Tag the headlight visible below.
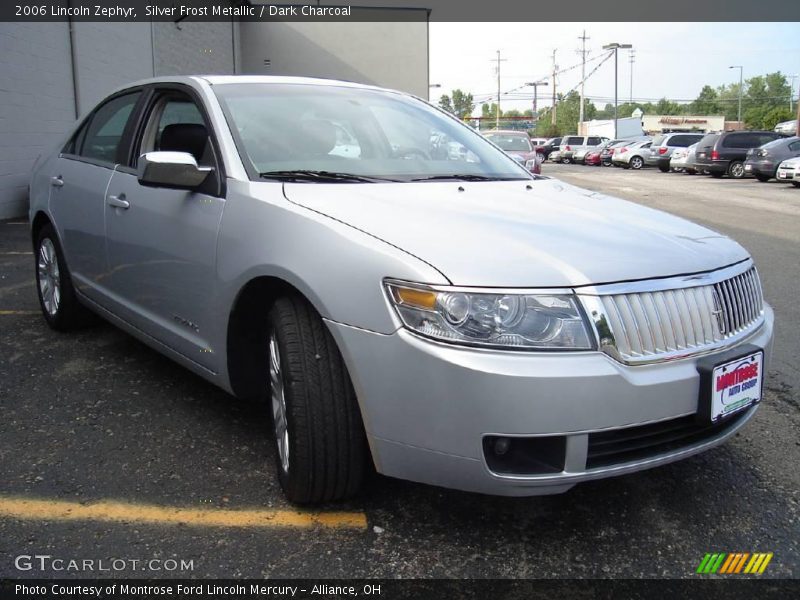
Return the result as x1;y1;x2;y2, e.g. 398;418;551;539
385;281;594;350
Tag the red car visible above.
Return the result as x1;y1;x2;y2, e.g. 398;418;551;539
584;150;602;166
483;130;542;174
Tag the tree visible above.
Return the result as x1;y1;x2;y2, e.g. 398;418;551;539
690;85;720;114
438;94;453;114
450;89;475;119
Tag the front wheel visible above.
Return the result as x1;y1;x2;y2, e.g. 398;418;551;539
754;173;771;183
710;171;724;178
658;164;670;173
267;296;366;504
34;223;91;331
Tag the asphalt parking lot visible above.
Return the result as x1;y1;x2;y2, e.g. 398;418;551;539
1;165;798;580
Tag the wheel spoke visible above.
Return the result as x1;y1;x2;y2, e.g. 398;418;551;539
268;332;290;473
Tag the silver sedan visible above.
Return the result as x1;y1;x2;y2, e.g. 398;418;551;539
29;76;773;503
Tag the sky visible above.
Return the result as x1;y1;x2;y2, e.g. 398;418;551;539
428;22;800;115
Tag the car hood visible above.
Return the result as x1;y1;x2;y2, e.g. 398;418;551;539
283;179;750;287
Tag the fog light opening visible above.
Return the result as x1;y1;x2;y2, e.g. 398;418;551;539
493;437;511;456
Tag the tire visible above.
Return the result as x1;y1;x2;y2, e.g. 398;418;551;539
562;158;571;164
658;164;670;173
686;168;697;175
630;156;644;170
34;223;91;331
267;295;366;504
793;182;800;188
728;161;745;179
754;173;771;183
710;171;724;178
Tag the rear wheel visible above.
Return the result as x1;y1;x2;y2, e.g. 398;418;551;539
658;164;670;173
267;296;366;504
34;223;91;331
728;161;745;179
754;173;771;183
793;182;800;188
630;156;644;170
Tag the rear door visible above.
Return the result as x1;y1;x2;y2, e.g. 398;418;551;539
49;90;143;302
695;133;719;164
102;86;226;370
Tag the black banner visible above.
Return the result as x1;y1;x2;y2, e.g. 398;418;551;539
3;0;800;22
2;579;800;600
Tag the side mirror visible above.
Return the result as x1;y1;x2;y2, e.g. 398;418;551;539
137;151;212;189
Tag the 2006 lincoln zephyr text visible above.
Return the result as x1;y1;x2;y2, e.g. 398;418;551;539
29;76;774;503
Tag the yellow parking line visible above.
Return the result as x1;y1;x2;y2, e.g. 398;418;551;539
0;496;366;530
0;310;39;315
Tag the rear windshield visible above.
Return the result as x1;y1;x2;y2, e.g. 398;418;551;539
564;136;584;145
652;135;666;147
484;133;532;152
698;133;720;148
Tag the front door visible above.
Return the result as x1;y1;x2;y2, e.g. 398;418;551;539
49;91;142;302
103;90;225;371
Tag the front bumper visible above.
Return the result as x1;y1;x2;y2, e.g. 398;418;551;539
326;305;774;496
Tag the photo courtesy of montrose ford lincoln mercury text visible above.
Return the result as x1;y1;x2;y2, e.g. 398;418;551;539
28;76;774;504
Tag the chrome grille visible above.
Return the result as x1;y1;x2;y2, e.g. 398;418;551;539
580;265;764;364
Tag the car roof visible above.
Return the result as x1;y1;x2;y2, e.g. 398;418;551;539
483;130;528;135
107;74;396;99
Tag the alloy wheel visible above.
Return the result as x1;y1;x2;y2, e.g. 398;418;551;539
37;238;61;317
269;332;290;473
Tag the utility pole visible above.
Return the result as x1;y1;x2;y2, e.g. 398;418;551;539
603;42;632;139
729;65;743;124
790;74;798;113
526;81;549;122
629;48;636;104
551;49;558;126
578;30;589;133
492;50;507;130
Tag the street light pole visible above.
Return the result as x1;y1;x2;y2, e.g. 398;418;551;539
790;74;799;113
729;65;743;124
603;42;632;139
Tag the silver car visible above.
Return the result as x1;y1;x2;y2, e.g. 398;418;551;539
29;76;774;503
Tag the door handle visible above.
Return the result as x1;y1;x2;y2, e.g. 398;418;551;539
107;194;130;209
50;176;64;188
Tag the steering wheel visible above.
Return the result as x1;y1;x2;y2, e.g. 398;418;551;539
395;147;430;160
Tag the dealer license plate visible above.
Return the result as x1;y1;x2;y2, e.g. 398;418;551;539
778;171;789;179
745;164;752;171
711;351;763;421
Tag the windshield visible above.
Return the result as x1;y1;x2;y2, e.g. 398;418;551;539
214;83;529;182
483;133;532;152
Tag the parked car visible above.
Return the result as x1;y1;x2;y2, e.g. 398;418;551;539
558;135;608;163
743;136;800;182
774;120;798;135
584;149;602;166
600;140;631;166
612;140;652;169
539;137;562;161
776;156;800;187
670;142;702;174
483;129;542;174
647;132;705;172
30;75;773;503
529;137;549;147
694;130;787;179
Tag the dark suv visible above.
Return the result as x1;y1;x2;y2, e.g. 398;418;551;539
694;130;787;178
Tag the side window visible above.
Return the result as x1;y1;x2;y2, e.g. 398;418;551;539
587;137;602;146
722;133;746;148
788;140;800;152
670;135;691;147
80;93;141;163
140;95;213;167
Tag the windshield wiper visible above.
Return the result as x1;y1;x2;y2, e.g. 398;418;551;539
259;170;396;183
408;174;526;182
